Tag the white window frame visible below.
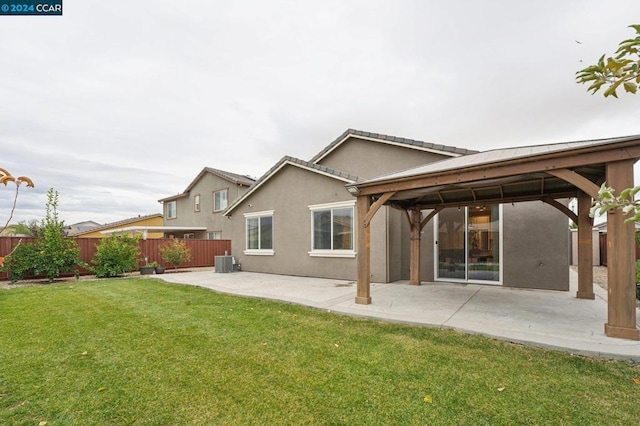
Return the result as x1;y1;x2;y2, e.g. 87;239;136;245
194;194;201;212
183;233;195;239
213;189;228;212
166;200;177;219
244;210;274;255
308;200;356;258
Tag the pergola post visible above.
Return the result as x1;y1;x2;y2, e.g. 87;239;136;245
355;195;372;304
576;190;594;299
409;207;422;285
604;159;639;340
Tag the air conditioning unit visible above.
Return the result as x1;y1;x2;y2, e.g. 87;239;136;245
215;255;233;273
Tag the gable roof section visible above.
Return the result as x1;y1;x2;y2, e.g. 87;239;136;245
68;213;164;237
188;167;255;189
224;156;363;216
310;128;478;164
159;167;255;203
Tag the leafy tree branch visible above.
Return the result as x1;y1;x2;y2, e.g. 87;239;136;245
576;24;640;98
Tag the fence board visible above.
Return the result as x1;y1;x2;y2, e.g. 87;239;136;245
0;237;231;281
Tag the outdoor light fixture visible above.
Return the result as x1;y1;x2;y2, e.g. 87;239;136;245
346;185;361;195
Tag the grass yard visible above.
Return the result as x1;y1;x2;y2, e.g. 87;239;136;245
1;278;639;425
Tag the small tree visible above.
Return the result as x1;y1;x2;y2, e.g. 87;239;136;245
91;235;142;278
30;189;84;281
159;239;192;271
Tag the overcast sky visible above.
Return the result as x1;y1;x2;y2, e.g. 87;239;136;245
1;0;640;226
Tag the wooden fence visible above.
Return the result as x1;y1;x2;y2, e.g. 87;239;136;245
0;237;232;280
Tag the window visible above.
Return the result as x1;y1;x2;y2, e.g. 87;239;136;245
183;233;195;239
244;210;274;255
309;201;355;257
213;189;228;212
166;201;177;219
194;194;201;212
207;231;222;240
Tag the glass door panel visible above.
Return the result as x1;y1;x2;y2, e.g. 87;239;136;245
436;205;501;283
468;205;500;282
437;208;466;279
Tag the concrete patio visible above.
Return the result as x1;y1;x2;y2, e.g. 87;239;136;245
155;268;640;362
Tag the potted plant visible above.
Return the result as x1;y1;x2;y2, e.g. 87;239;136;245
140;261;157;275
154;264;165;274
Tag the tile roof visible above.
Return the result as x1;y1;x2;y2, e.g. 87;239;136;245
201;167;255;187
310;128;478;163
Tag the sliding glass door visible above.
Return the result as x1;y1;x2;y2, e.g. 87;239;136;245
436;205;500;283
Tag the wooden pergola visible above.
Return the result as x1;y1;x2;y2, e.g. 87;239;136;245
346;136;640;340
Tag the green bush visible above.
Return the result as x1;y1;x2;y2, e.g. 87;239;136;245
30;189;84;281
159;239;191;270
1;189;84;283
0;242;38;283
91;235;141;278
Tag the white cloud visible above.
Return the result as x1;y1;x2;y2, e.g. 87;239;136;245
1;0;639;225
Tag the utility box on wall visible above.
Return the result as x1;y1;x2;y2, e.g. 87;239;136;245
215;255;233;273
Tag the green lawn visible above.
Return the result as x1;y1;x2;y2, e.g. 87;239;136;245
1;278;639;425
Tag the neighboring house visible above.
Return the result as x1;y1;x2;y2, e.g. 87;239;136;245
68;214;164;238
223;129;570;291
64;220;102;236
158;167;255;240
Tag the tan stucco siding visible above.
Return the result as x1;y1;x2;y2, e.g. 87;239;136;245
502;201;569;290
165;173;249;239
227;165;390;281
316;137;451;179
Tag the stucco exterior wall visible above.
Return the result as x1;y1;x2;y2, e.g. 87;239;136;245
502;201;569;290
164;173;249;239
227;165;375;280
316;137;452;179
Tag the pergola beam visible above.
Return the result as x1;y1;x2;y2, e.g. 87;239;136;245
356;145;640;196
546;169;600;198
356;195;372;305
364;192;396;227
604;160;639;340
577;191;594;299
541;197;578;225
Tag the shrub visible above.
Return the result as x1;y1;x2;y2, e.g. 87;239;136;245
0;242;38;283
91;235;142;278
159;239;192;270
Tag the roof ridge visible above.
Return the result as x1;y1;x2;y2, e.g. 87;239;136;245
69;213;163;236
309;128;477;163
203;167;255;185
